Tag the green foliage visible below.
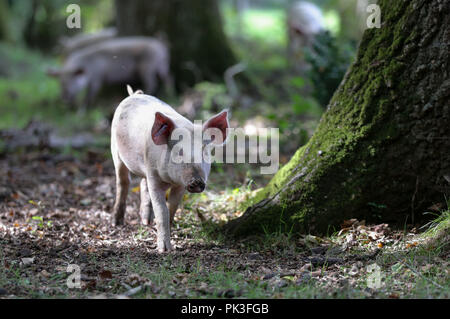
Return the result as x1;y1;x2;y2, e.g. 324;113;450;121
305;31;355;107
78;0;115;32
193;82;232;112
222;4;287;47
5;0;114;50
31;216;53;229
290;76;321;116
0;43;59;128
421;200;450;240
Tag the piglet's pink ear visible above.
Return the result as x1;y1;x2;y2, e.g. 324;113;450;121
203;110;229;144
152;112;175;145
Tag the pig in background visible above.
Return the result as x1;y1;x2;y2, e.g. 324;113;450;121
287;1;325;72
58;27;117;59
47;37;171;109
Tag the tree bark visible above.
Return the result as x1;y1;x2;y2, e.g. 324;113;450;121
114;0;236;89
225;0;450;236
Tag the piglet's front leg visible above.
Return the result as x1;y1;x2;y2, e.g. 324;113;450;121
146;177;172;253
168;185;185;227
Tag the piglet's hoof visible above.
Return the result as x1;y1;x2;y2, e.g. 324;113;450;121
140;211;154;226
157;238;173;253
111;215;124;227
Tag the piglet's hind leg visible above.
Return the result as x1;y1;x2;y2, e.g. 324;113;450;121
139;178;154;225
112;160;130;226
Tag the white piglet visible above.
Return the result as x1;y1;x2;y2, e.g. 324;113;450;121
111;87;229;252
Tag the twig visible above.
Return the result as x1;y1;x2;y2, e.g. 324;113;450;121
411;176;419;225
224;62;246;98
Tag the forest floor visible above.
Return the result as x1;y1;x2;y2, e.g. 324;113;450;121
0;147;449;299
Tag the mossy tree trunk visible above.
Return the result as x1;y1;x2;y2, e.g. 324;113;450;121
226;0;450;236
115;0;236;90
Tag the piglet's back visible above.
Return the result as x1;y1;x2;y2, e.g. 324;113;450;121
114;94;180;127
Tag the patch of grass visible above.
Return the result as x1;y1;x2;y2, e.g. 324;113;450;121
222;5;287;47
421;204;450;242
324;208;450;298
179;194;441;298
97;254;371;299
373;242;449;298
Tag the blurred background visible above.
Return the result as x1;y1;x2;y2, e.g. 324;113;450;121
0;0;375;190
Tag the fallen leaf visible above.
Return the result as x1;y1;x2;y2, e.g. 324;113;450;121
338;227;351;236
123;285;142;297
196;209;206;222
40;269;51;278
348;264;359;276
98;270;113;280
282;275;296;282
80;198;92;206
21;257;35;265
82;279;97;290
131;186;140;193
341;219;358;228
300;263;312;272
95;162;103;175
406;242;418;248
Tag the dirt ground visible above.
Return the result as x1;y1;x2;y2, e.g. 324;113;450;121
0;149;448;298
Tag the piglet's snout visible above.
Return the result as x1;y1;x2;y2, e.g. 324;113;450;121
186;178;206;193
